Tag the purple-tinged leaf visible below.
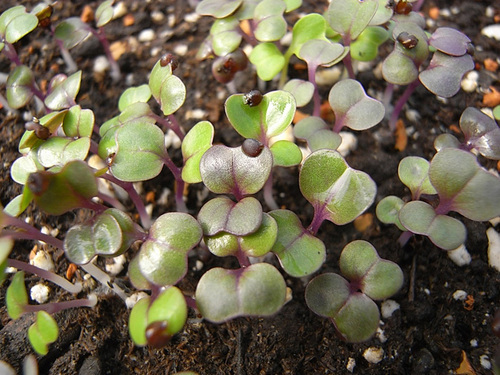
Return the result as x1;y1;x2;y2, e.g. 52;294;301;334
460;107;500;160
429;27;471;57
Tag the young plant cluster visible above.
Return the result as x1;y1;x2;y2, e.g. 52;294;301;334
0;0;498;363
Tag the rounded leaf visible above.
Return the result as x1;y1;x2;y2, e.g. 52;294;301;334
329;79;385;131
269;209;326;277
282;79;314;107
270;140;302;167
253;0;287;42
200;145;273;196
6;271;27;320
118;85;152;112
196;0;243;18
147;286;187;337
0;6;38;44
326;0;378;40
333;293;380;343
211;16;241;56
198;196;263;236
305;273;350;318
398;156;437;197
362;260;404;300
129;296;150;346
149;60;186;116
375;195;405;231
6;65;34;109
460;107;500;160
225;90;296;140
44;71;82;110
64;224;95;264
181;121;214;183
429;27;471;57
300;150;376;225
195;263;286;322
339;240;378;281
249;43;285;81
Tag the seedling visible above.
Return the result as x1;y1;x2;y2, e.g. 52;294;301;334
377;148;500;249
305;240;403;342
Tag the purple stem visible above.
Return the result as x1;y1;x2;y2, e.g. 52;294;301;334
152;114;185;142
263;173;279;210
308;63;321;118
413;0;425;12
235;250;251;268
90;27;121;82
97;192;126;211
388;80;421;131
7;259;82;294
1;216;64;250
184;294;197;310
162;155;188;213
2;42;22;66
80;262;128;301
307;206;327;235
99;174;152;229
341;36;355;79
23;294;97;315
397;231;414;247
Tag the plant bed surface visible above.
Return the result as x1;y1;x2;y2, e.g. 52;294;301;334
0;0;499;374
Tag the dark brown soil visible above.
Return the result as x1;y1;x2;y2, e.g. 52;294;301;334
1;0;499;374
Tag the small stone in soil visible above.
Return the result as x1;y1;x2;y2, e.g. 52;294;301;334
363;347;384;364
381;299;400;318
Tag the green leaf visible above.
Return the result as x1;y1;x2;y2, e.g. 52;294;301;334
147;287;187;337
0;238;13;286
27;160;98;215
325;0;378;40
398;201;466;250
11;153;42;185
299;39;346;67
118;85;152;112
129;296;150;346
375;195;405;231
195;263;286;323
249;43;285;81
333;293;379;343
196;0;243;18
44;71;82;110
182;121;214;183
6;65;34;109
293;116;342;151
429;148;500;221
37;137;90;168
64;224;95;264
95;0;114;27
0;6;38;44
54;17;91;49
200;145;273;196
282;79;314;107
305;273;350;318
286;13;327;60
269;209;326;277
270;140;302;167
350;26;389;62
109;121;166;182
419;52;474;98
459;107;500;160
6;271;27;319
253;0;287;42
62;105;94;138
329;79;384;131
398;156;437;198
210;16;241;56
198;196;262;236
138;213;202;286
149;60;186;116
225;90;296;140
19;110;68;154
28;311;59;355
300;150;376;225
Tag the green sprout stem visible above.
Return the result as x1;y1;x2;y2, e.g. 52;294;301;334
7;259;82;294
80;262;129;301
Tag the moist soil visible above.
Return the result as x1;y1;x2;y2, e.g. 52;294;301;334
0;0;499;374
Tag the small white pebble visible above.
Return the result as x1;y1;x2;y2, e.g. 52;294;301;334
173;44;188;56
184;12;200;23
30;250;55;272
447;244;472;266
138;29;156;43
381;299;400;319
346;358;356;373
440;8;451;17
30;283;50;304
150;46;162;57
280;31;293;47
450;6;460;15
453;290;468;301
184;109;208;121
405;109;420;123
93;55;110;74
486;227;500;272
485;6;495;18
125;291;149;309
195;260;203;271
489;217;500;226
105;254;126;276
165;129;182;149
337;132;358;157
363;347;384;364
470;339;478;347
167;14;176;28
315;66;342;86
145;203;153;217
112;2;128;19
158;188;171;206
424;288;431;295
482;24;500;41
151;10;165;23
480;355;491;370
376;327;387;343
461;71;479;93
